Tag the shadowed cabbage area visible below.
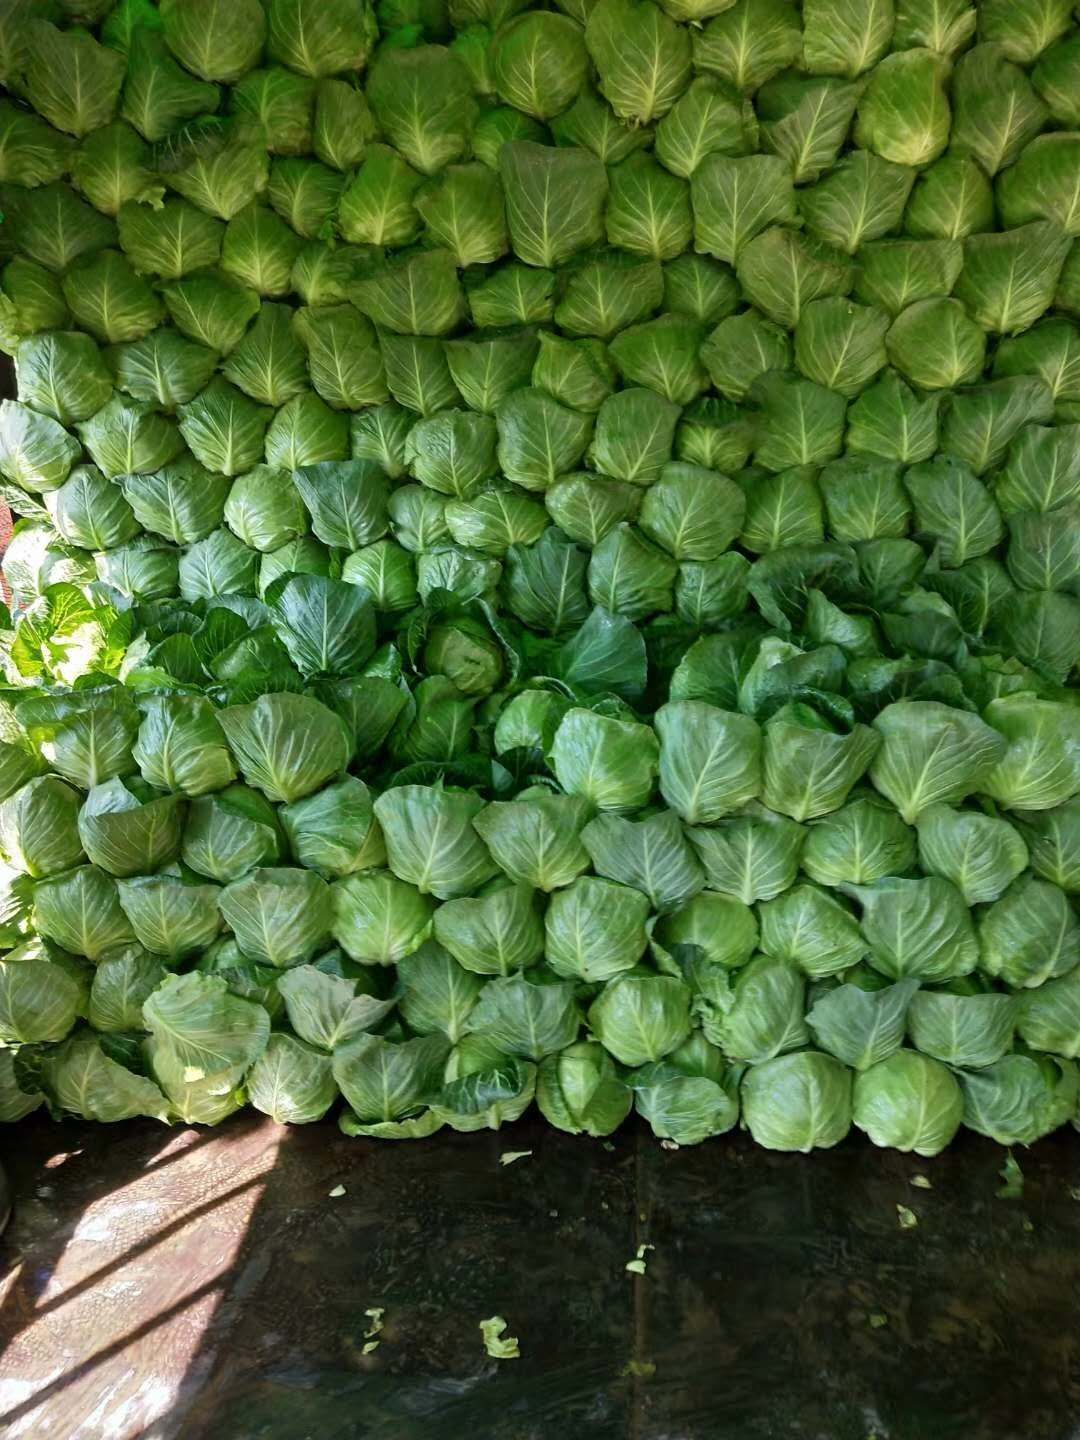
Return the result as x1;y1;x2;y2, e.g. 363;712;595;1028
0;0;1078;1158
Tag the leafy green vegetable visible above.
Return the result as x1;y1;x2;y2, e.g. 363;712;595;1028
0;0;1077;1158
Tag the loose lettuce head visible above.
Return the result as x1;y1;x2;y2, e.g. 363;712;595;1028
218;694;351;804
853;1051;963;1156
537;1040;632;1137
0;938;89;1045
741;1051;853;1152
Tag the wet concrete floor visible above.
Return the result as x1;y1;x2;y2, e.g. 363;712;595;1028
1;1113;1079;1440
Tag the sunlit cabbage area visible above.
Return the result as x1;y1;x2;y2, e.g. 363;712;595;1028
0;0;1078;1156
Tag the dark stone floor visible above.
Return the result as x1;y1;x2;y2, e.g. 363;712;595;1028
1;1112;1079;1440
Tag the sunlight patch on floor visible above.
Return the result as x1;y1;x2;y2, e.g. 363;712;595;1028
0;1126;283;1440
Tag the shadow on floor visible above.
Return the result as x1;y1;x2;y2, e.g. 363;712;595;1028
2;1113;1080;1440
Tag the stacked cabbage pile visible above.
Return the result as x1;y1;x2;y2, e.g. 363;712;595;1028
0;0;1078;1154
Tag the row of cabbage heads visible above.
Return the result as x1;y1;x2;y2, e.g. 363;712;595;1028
0;666;1078;1155
0;0;1078;1152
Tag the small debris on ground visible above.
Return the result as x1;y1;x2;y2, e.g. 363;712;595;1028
896;1204;918;1229
621;1359;657;1378
480;1316;520;1360
997;1153;1024;1200
499;1150;532;1167
626;1242;655;1275
361;1307;385;1354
